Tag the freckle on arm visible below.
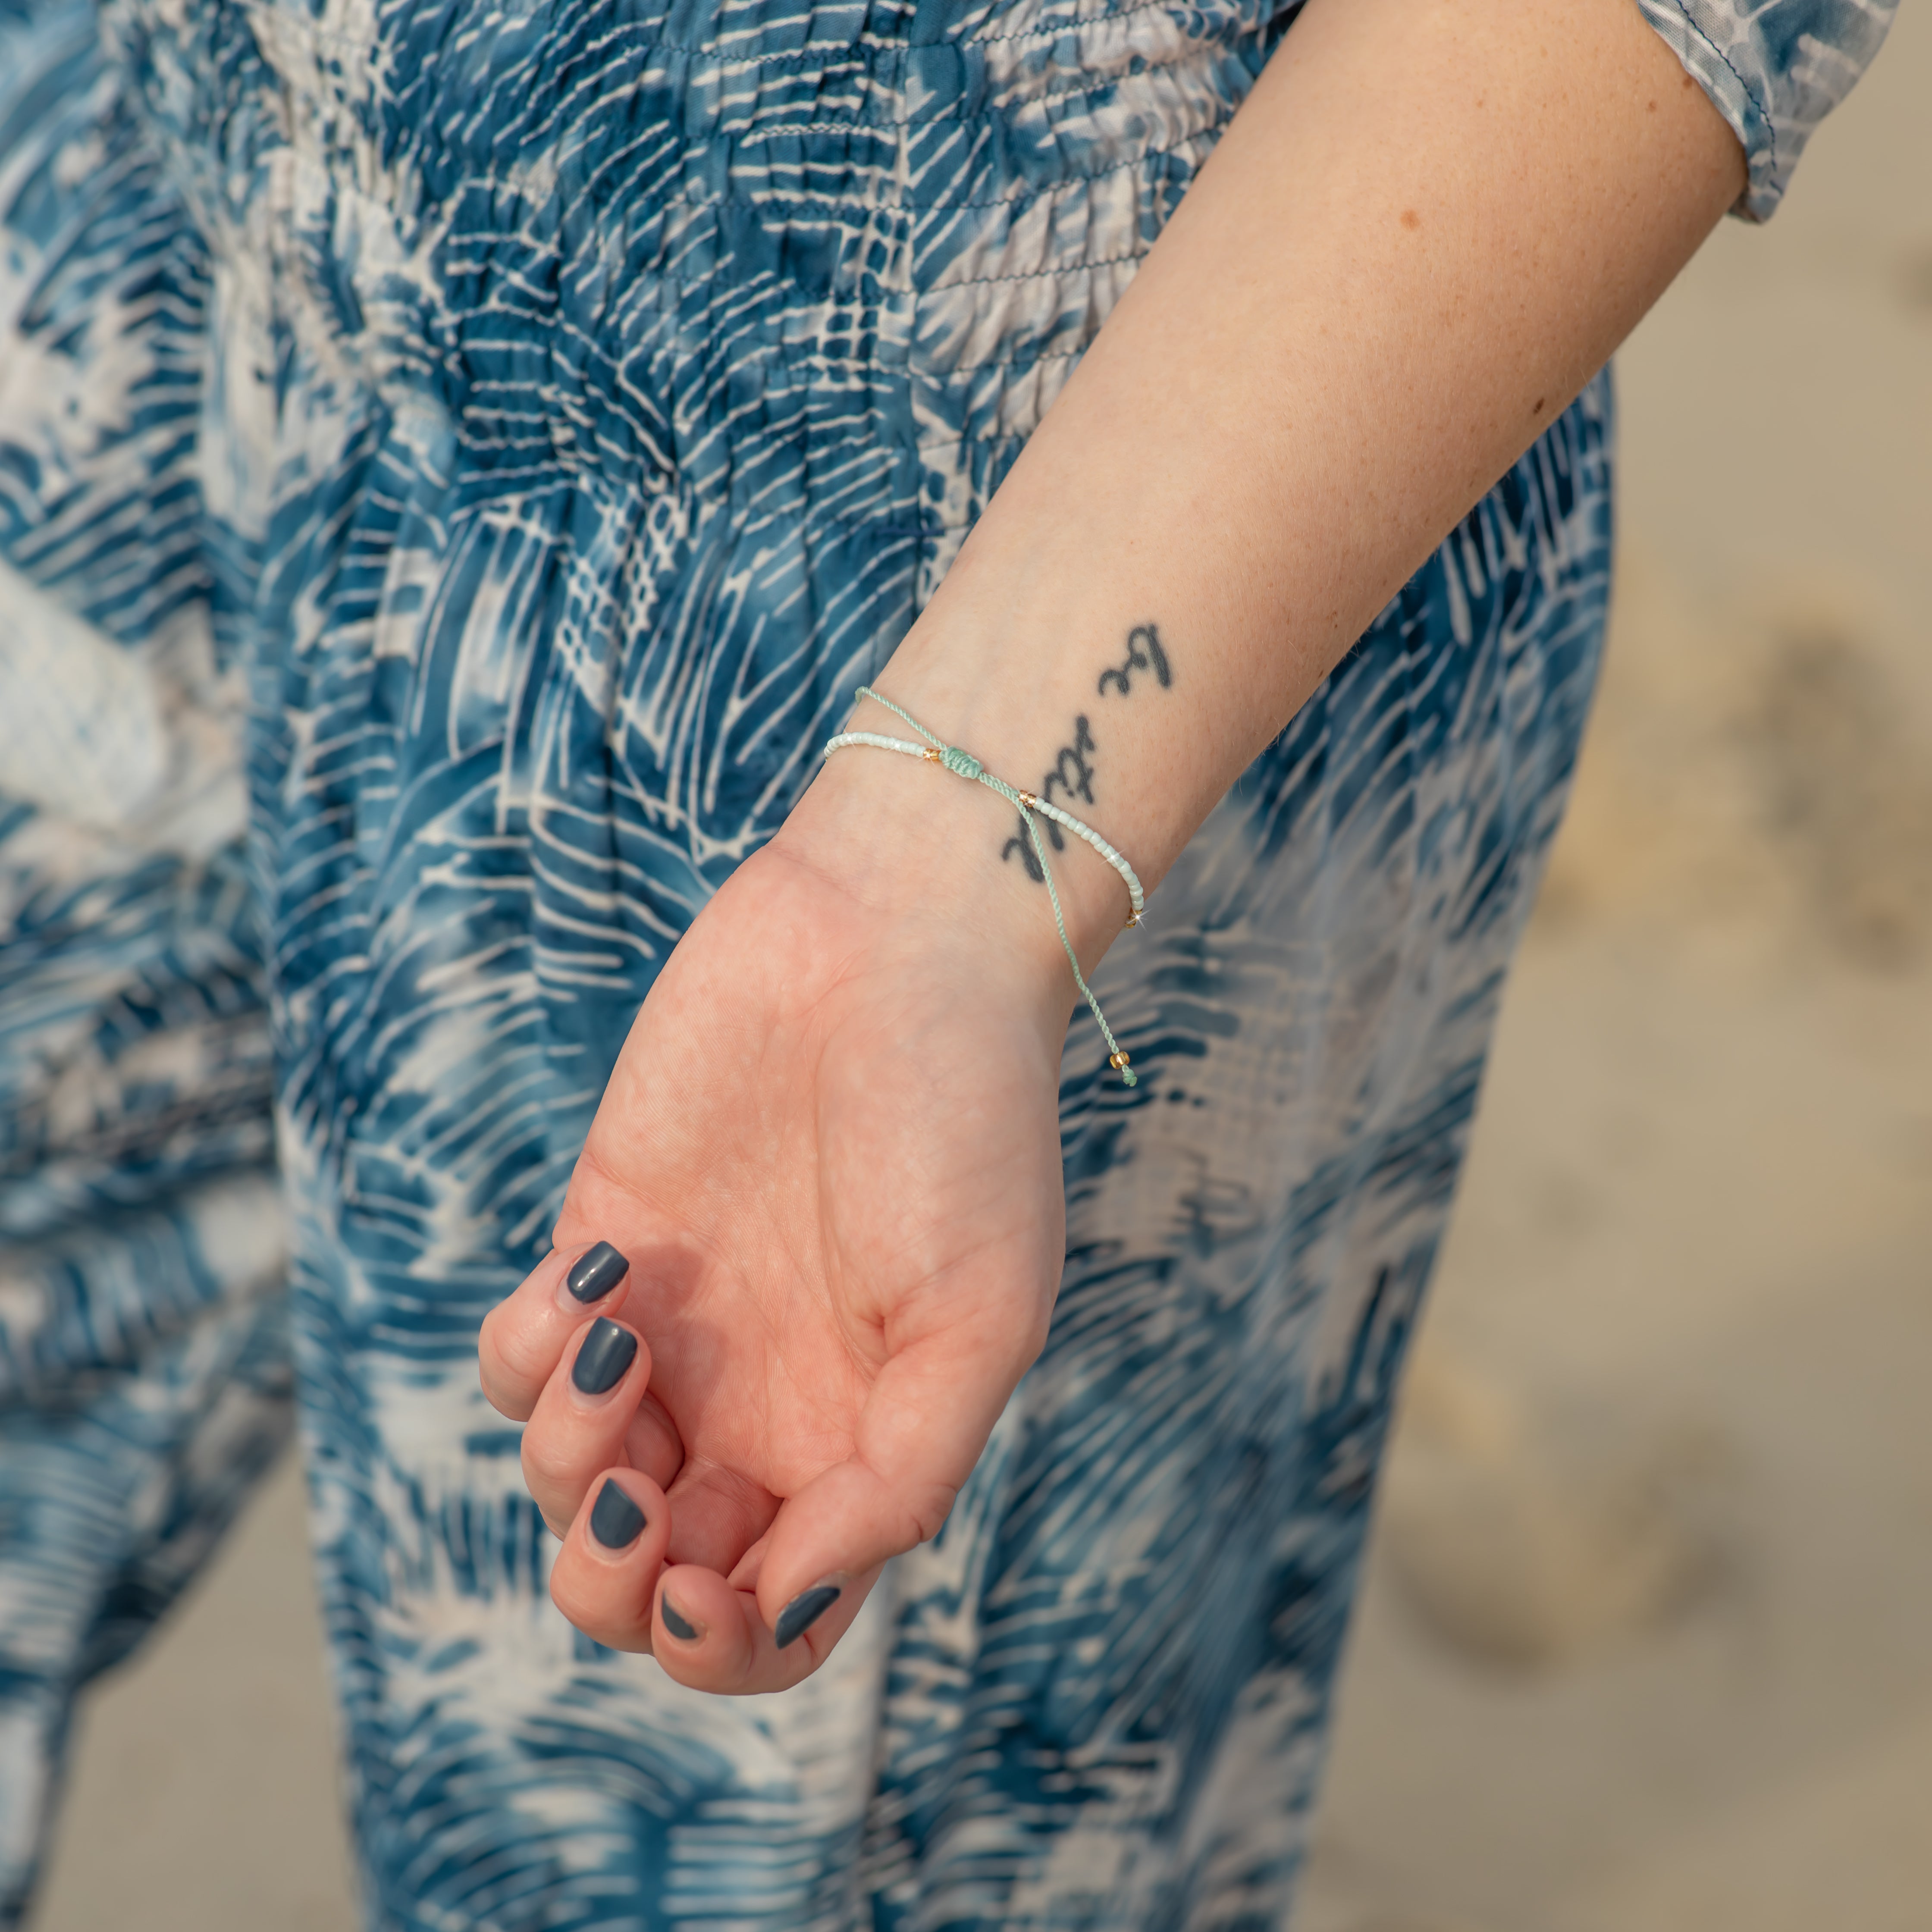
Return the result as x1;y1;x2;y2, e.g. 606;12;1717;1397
1399;208;1421;231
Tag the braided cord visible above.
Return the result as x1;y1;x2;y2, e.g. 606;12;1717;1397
823;686;1143;1086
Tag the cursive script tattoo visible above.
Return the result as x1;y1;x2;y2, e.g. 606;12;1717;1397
1000;713;1095;874
1003;828;1049;880
1096;623;1171;699
1001;622;1174;881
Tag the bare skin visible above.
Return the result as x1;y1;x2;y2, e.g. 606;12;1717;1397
478;0;1746;1692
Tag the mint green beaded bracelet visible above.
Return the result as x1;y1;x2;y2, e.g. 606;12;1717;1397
823;686;1145;1087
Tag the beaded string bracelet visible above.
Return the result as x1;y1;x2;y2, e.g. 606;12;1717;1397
822;686;1145;1086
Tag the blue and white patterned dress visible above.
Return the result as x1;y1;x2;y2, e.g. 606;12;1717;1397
0;0;1893;1923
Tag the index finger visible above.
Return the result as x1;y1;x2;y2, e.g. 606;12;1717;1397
479;1239;637;1421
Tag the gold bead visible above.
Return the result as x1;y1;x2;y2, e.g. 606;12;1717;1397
922;746;943;762
1109;1051;1132;1070
1017;789;1037;809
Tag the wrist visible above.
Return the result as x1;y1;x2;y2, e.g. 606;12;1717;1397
858;581;1211;932
776;710;1132;999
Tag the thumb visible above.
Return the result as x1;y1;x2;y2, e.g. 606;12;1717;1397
755;1321;1032;1647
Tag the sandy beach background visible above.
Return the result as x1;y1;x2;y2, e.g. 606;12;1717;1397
31;12;1931;1929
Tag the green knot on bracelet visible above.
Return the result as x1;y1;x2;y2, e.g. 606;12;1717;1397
822;686;1146;1088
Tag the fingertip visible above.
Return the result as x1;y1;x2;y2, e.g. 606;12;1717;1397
649;1565;757;1690
658;1584;703;1643
481;1237;651;1414
773;1579;844;1649
646;1563;880;1693
520;1320;658;1532
561;1239;631;1307
587;1474;649;1551
547;1468;672;1653
568;1316;649;1399
577;1468;668;1558
655;1566;712;1648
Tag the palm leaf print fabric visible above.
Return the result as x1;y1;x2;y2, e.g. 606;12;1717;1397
0;3;290;1907
0;0;1892;1924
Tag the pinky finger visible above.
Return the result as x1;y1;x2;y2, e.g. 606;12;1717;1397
548;1469;673;1653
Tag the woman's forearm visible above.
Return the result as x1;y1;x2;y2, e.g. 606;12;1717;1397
805;0;1742;963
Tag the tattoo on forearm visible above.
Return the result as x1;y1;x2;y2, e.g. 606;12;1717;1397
1097;623;1171;699
1001;622;1173;881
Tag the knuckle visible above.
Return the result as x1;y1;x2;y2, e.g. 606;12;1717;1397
548;1565;649;1653
477;1356;528;1423
493;1320;555;1392
480;1338;550;1422
903;1480;959;1547
1007;1307;1052;1375
521;1428;586;1498
547;1565;587;1625
546;1566;597;1633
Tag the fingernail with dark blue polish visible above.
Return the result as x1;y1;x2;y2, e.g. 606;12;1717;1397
660;1594;700;1641
588;1478;646;1549
774;1583;841;1649
572;1318;637;1396
566;1240;630;1304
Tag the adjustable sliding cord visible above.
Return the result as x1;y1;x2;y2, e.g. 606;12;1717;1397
823;686;1144;1085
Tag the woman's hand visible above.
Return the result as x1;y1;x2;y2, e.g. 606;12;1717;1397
478;747;1101;1691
